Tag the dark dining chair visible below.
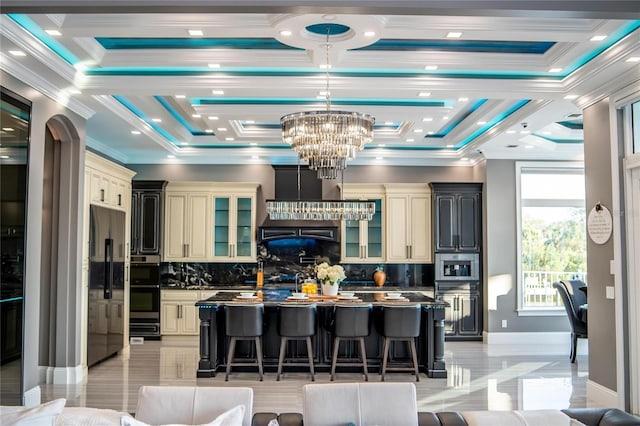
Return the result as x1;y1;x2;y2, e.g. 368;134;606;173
553;280;588;363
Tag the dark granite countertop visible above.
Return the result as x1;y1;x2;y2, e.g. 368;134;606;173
163;284;435;292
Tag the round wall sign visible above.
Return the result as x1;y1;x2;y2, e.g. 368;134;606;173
587;203;613;245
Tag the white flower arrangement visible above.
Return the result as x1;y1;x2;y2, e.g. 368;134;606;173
315;262;346;286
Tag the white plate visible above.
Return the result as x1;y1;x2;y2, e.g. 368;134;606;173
288;296;308;300
236;295;258;300
338;295;358;300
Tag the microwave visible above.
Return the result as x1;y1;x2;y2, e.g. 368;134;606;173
435;253;480;281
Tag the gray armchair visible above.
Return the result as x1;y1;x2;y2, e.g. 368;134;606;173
553;280;588;363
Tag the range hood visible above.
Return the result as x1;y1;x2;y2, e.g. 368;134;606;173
259;166;339;242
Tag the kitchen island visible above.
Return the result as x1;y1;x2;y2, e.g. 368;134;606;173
195;288;447;378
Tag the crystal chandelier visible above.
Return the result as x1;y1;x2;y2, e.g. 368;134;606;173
280;32;374;179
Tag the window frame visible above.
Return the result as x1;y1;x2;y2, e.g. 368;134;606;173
515;161;586;316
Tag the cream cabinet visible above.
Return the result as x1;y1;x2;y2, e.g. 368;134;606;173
160;290;201;336
340;184;385;263
164;191;211;261
164;182;259;262
385;184;432;263
87;153;130;211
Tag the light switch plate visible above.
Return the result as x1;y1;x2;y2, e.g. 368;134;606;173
610;260;615;275
606;286;615;299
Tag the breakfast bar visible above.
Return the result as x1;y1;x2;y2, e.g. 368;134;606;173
196;289;448;379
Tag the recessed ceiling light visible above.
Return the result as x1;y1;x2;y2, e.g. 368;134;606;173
520;130;531;134
424;65;438;71
67;88;82;94
461;157;469;161
413;129;423;133
458;97;469;102
319;64;332;69
542;131;552;135
280;30;292;37
427;131;434;135
9;50;26;57
212;90;224;95
2;127;15;132
208;63;221;68
217;127;227;131
225;137;234;141
181;142;189;146
590;35;607;41
131;130;141;135
422;117;433;122
525;145;534;149
548;67;563;73
45;29;62;36
446;32;462;38
252;155;259;159
167;154;175;158
245;120;255;124
378;144;386;147
319;91;330;96
151;118;162;123
626;57;640;63
564;94;578;100
442;116;449;120
176;94;186;99
188;29;203;37
418;92;431;97
205;129;214;133
384;121;393;125
506;130;516;134
477;121;487;125
208;116;219;120
0;155;10;159
406;138;415;142
250;142;258;146
446;144;454;148
364;31;376;37
192;114;201;118
375;156;384;160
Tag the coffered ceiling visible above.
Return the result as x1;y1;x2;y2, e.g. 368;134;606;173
1;1;639;167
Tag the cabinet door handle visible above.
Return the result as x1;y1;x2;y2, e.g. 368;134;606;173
117;194;122;206
409;246;412;259
118;304;122;318
364;246;367;259
100;188;105;202
178;305;183;319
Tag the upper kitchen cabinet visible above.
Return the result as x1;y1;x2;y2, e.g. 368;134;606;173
164;184;211;262
212;183;258;261
86;151;133;212
163;182;259;262
430;183;483;252
340;184;385;263
131;181;167;255
385;184;432;263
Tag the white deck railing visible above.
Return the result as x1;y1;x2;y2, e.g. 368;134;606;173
523;270;587;307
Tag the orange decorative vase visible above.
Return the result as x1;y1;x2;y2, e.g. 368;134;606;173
373;269;386;287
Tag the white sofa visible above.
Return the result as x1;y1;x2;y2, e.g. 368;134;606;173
1;386;253;426
302;382;419;426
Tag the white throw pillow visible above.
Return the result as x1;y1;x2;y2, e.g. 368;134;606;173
0;398;66;426
121;404;245;426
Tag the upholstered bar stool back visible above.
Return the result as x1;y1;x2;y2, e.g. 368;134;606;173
331;303;372;381
380;303;422;381
224;303;264;381
276;303;317;381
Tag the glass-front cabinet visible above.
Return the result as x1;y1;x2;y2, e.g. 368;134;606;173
212;187;257;261
341;184;385;263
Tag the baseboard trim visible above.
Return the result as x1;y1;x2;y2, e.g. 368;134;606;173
46;365;87;384
23;386;41;406
587;380;619;408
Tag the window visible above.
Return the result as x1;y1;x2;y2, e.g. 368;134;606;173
516;163;586;314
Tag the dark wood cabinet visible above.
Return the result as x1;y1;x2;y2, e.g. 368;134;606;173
437;282;480;339
131;181;166;255
431;183;482;252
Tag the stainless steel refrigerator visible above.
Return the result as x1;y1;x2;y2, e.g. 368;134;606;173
88;205;125;367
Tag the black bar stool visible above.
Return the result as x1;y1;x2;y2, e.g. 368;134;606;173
330;303;372;381
380;303;421;382
276;303;316;381
224;303;264;381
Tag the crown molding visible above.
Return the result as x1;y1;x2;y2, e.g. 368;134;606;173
86;136;129;164
0;53;95;119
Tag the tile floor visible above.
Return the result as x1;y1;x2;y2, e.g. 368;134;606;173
35;336;590;414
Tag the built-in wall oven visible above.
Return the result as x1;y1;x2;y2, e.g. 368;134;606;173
130;254;161;339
